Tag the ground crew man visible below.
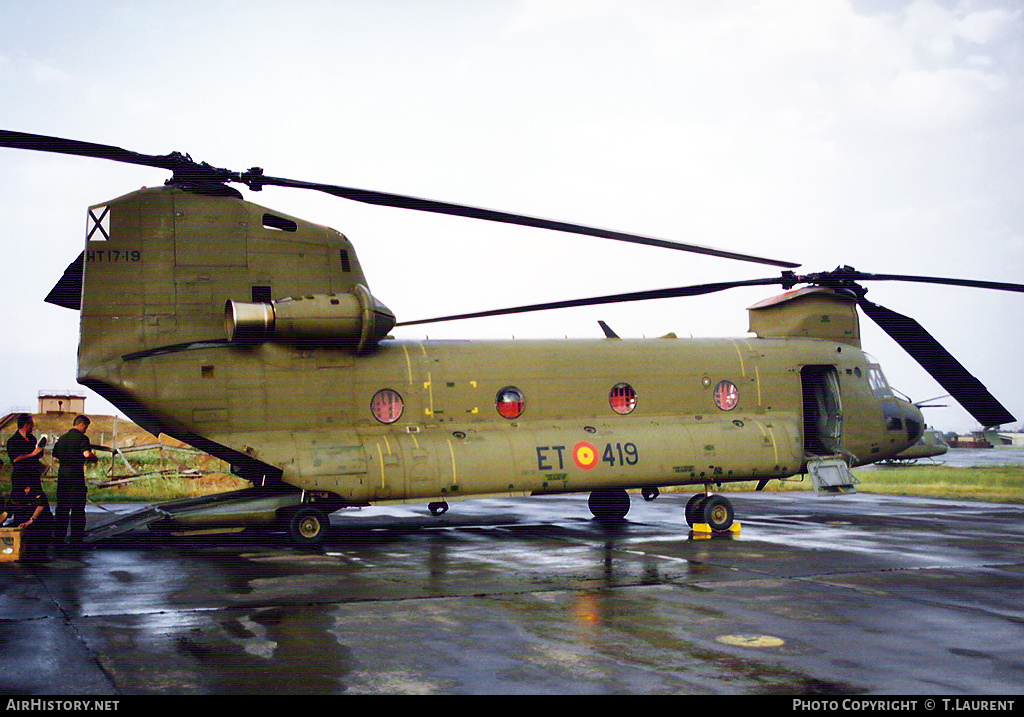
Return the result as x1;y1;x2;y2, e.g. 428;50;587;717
4;414;53;559
52;415;97;547
6;414;45;495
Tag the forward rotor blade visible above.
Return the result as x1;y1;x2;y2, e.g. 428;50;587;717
913;394;950;409
255;174;800;268
857;299;1014;427
396;276;784;327
846;270;1024;295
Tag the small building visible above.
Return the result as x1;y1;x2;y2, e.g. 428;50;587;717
38;391;86;415
947;433;993;449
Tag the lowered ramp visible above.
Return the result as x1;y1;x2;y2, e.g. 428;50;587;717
84;504;174;542
83;485;307;543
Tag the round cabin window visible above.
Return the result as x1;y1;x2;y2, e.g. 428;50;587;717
496;386;525;419
713;380;739;411
370;388;404;424
609;383;637;415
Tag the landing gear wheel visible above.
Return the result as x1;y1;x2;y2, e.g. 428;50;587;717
588;488;630;521
701;495;734;532
685;493;708;526
641;486;660;502
289;506;329;546
428;501;449;516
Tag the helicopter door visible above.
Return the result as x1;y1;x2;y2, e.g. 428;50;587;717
801;365;843;456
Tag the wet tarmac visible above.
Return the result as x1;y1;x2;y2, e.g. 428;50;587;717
862;447;1024;469
2;490;1023;696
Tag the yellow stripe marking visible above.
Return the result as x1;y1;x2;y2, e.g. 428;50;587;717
446;439;458;485
754;420;780;463
424;371;434;416
732;341;746;378
401;345;414;384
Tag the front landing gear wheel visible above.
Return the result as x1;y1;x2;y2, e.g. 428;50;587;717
685;493;708;526
701;495;734;532
289;506;329;546
588;488;630;521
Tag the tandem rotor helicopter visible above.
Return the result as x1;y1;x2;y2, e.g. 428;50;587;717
2;129;1020;545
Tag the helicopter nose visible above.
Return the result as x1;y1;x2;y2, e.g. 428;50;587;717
899;400;925;444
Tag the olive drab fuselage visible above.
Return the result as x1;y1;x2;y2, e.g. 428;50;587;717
60;185;923;505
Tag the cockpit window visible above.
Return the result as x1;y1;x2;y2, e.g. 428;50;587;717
867;366;891;398
881;401;903;431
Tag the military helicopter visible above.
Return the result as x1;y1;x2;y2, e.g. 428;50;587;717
2;129;1020;544
879;427;949;465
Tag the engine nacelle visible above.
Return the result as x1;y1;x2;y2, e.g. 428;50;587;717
225;284;395;353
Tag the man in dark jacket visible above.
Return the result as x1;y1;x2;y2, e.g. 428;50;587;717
4;482;53;561
6;414;45;495
52;415;97;547
4;414;53;560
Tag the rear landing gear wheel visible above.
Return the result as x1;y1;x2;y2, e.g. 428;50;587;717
588;488;630;521
288;506;329;546
428;501;449;516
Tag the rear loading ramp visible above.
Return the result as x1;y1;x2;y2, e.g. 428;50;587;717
83;485;309;543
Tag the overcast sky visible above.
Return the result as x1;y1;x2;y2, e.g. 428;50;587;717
1;0;1021;434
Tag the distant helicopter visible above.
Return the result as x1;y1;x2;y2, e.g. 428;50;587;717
1;129;1019;544
879;427;949;465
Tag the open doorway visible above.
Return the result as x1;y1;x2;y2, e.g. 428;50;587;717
802;365;843;456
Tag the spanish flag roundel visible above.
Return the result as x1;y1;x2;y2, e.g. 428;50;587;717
573;441;599;470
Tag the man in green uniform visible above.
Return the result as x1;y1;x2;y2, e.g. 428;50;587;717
52;415;97;547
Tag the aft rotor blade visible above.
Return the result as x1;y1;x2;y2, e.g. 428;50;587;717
857;299;1015;427
2;129;799;267
255;174;800;268
396;276;785;327
0;129;187;172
